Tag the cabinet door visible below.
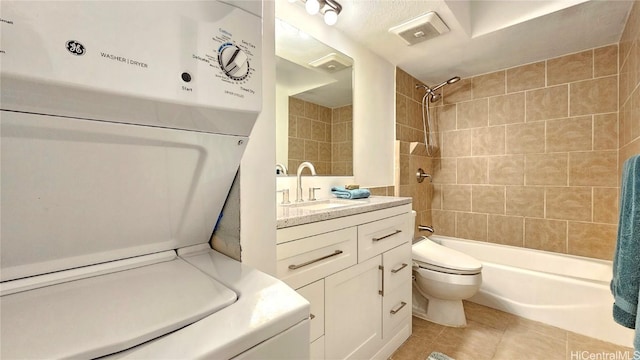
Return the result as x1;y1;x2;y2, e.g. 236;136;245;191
325;256;382;360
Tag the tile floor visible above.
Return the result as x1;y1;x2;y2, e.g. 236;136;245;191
390;301;635;360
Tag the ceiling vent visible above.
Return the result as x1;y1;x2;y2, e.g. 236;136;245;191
389;12;450;46
308;52;353;73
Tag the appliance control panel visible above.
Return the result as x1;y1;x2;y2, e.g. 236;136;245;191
0;1;262;113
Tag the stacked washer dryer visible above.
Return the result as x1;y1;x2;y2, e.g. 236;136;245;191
0;1;310;359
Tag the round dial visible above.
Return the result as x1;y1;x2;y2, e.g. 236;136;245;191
218;43;250;81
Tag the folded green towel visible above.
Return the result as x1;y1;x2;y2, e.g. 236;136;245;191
331;186;370;199
611;154;640;350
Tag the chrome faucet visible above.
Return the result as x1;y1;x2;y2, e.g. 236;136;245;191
296;161;317;202
275;163;288;175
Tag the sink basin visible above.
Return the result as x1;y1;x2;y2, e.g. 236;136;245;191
282;198;367;211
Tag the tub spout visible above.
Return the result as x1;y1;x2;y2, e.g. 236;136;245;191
418;225;434;233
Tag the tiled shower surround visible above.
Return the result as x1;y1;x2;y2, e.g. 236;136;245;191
620;0;640;171
396;43;626;260
288;97;353;176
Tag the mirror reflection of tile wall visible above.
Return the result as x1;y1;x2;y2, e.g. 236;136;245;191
288;96;352;175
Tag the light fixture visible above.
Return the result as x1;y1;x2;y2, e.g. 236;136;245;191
321;0;342;26
305;0;320;15
324;8;338;25
294;0;342;26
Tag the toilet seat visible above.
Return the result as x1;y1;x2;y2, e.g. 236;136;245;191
415;261;481;275
412;238;482;275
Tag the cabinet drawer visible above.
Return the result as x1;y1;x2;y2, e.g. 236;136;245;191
383;279;411;339
383;243;412;292
296;279;324;343
358;213;410;261
277;227;357;289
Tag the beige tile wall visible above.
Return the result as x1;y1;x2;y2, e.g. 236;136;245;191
619;0;640;170
431;45;618;259
394;5;640;260
368;186;396;196
396;69;434;235
432;45;620;260
397;44;622;260
288;97;353;175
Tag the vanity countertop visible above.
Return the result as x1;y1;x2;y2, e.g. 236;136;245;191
277;196;412;229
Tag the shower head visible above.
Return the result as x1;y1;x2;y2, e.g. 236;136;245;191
417;76;460;102
431;76;461;91
447;76;461;84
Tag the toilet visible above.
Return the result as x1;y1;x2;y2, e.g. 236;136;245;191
411;237;483;327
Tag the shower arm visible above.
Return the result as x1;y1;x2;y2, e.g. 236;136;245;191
415;76;461;157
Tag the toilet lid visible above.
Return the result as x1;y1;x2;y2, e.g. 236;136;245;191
413;238;482;274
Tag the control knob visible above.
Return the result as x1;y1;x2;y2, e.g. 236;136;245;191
218;43;250;81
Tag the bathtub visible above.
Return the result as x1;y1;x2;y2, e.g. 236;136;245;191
429;235;634;347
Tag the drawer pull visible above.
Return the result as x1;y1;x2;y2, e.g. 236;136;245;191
372;229;402;242
391;263;408;273
390;301;407;315
288;250;343;270
310;313;315;320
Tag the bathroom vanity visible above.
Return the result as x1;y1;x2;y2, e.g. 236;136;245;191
277;196;413;359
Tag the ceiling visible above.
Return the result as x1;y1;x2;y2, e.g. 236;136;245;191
309;0;633;85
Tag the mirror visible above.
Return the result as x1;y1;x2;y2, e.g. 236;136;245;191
275;18;354;176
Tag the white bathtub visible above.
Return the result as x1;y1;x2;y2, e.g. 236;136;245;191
429;235;634;347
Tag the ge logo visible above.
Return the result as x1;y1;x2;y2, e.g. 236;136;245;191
65;40;85;56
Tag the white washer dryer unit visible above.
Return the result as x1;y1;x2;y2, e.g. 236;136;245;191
0;1;310;359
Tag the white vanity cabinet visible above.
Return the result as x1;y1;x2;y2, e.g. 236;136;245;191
296;279;326;359
276;200;413;360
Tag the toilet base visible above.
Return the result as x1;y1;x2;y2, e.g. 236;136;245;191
412;283;468;327
423;297;467;327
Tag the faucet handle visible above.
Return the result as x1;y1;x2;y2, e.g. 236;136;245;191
416;168;432;183
276;189;290;204
308;187;321;201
